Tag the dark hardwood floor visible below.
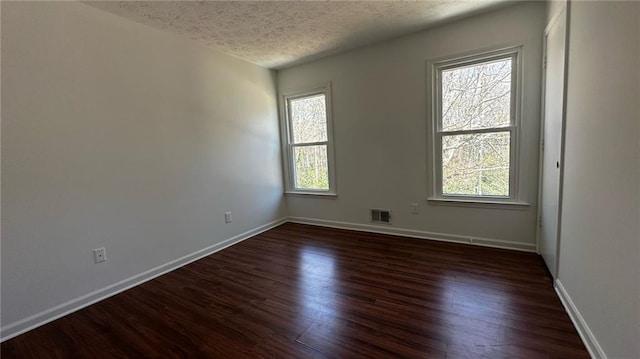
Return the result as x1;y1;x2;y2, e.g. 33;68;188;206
2;223;589;358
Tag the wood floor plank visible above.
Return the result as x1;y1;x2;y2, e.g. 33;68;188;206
1;223;589;358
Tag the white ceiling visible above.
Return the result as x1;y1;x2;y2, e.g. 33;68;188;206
87;1;512;69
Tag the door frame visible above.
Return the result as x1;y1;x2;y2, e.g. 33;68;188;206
536;2;571;279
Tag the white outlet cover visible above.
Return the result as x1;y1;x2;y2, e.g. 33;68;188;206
411;203;419;214
94;248;106;263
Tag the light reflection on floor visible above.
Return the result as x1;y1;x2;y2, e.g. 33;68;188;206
441;272;515;347
297;246;341;338
295;246;527;354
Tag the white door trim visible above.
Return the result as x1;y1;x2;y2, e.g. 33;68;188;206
536;2;571;279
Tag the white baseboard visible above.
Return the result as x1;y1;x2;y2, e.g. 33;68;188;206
287;217;536;252
0;217;287;342
555;279;606;359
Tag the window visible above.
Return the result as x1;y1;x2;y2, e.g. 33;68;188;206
429;47;522;203
281;84;336;195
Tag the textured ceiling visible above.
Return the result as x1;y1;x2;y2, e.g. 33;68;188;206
87;1;510;69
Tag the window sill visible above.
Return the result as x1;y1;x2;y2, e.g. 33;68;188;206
285;191;337;198
427;197;530;210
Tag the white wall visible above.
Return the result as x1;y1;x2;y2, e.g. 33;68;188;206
546;0;567;26
557;2;640;358
1;1;285;337
278;2;545;249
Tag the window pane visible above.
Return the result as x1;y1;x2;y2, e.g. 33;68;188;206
442;132;510;197
441;58;512;131
293;145;329;190
290;94;327;144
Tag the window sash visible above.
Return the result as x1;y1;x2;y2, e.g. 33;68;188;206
438;126;514;137
289;141;328;148
435;53;518;133
286;94;328;145
291;143;329;191
435;128;514;198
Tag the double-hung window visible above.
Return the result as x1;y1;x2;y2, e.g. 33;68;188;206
429;46;522;203
281;84;336;195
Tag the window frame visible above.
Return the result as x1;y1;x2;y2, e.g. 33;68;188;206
280;83;336;196
427;46;525;206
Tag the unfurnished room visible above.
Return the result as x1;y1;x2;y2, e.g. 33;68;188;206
1;1;639;358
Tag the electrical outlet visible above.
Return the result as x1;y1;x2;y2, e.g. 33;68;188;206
411;203;419;214
94;247;106;263
225;211;232;223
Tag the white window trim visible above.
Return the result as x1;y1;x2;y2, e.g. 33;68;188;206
279;82;337;196
427;45;528;207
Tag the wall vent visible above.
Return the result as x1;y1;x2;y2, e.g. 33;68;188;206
370;209;391;224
